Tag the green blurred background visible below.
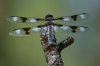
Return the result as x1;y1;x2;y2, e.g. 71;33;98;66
0;0;100;66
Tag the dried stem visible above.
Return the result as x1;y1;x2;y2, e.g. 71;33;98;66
41;36;74;66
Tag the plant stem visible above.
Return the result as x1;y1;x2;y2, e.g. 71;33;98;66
41;35;74;66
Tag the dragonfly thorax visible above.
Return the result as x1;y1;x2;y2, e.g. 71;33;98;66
41;25;56;45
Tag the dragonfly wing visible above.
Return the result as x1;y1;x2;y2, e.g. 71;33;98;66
59;25;88;33
71;13;88;21
7;16;28;23
55;13;88;22
53;24;88;33
26;18;44;23
55;16;72;22
7;16;44;23
9;27;41;36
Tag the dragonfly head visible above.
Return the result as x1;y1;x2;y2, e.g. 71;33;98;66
45;14;54;22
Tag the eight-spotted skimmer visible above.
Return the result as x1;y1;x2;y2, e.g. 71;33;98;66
7;13;89;36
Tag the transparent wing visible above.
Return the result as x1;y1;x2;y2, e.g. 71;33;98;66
7;16;27;23
7;16;44;23
53;24;89;33
26;18;44;23
55;13;89;22
59;25;88;33
9;27;41;36
71;13;88;21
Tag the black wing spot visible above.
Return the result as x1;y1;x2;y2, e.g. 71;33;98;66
70;26;78;33
23;28;31;35
71;15;78;21
20;17;27;22
25;31;30;35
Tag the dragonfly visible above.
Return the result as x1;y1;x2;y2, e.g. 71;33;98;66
7;13;89;36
